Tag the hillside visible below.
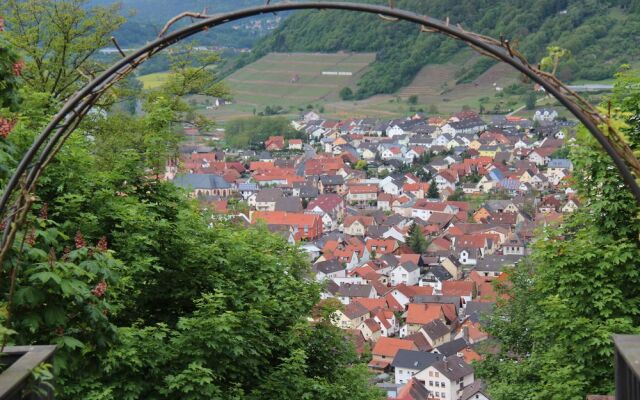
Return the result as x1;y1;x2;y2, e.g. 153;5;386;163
88;0;263;22
195;49;527;122
225;52;375;106
240;0;640;98
87;0;273;48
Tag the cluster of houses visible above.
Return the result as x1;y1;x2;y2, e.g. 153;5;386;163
170;107;580;400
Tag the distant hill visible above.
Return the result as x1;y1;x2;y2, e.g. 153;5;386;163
239;0;640;99
86;0;272;48
88;0;263;23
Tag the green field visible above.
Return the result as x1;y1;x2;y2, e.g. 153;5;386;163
138;72;172;89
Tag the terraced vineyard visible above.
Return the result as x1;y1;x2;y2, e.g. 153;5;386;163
194;51;525;122
398;63;458;99
224;52;376;107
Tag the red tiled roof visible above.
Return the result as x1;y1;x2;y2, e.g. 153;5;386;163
365;239;398;254
454;235;488;249
344;215;375;228
307;194;343;213
372;337;415;358
249;161;275;171
405;303;442;325
413;200;448;211
384;292;404;312
348;185;378;194
400;254;421;264
396;284;434;298
442;281;475;297
252;211;322;240
353;297;388;312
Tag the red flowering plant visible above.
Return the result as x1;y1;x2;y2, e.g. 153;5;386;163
0;15;21;110
0;16;20;183
0;205;123;376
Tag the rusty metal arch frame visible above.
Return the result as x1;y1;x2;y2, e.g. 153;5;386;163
1;1;640;261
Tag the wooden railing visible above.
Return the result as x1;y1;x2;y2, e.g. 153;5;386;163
0;346;56;400
614;335;640;400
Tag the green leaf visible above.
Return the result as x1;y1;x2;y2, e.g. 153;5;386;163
30;271;62;285
54;336;85;350
43;305;67;326
59;279;87;297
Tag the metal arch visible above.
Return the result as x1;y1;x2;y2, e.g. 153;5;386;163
1;1;640;255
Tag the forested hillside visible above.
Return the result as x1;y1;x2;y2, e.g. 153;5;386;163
87;0;262;21
87;0;271;48
239;0;640;98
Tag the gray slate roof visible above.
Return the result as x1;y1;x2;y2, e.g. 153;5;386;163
421;319;450;340
391;349;443;371
548;158;573;169
464;301;495;324
173;174;231;190
434;338;468;357
275;197;303;212
431;355;474;380
460;380;491;400
413;295;461;306
256;188;283;203
400;262;420;273
313;259;344;275
337;283;373;298
475;254;523;272
320;175;345;185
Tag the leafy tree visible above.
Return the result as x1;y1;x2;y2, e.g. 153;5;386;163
476;68;640;400
224;116;299;148
0;22;21;180
447;188;465;201
524;91;537;110
161;45;229;99
0;0;125;101
339;87;354;101
0;31;21;112
427;180;440;199
354;160;368;170
407;223;428;254
408;95;419;105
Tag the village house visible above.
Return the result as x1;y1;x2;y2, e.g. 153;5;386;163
254;188;283;211
346;185;379;207
264;135;285;151
252;211;323;241
173;174;234;198
288;138;303;150
336;283;377;304
306;194;345;231
318;175;346;194
331;302;369;329
528;147;556;166
392;350;443;385
533;108;558;122
389;262;421;286
370;337;417;372
414;355;475;400
343;215;375;236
